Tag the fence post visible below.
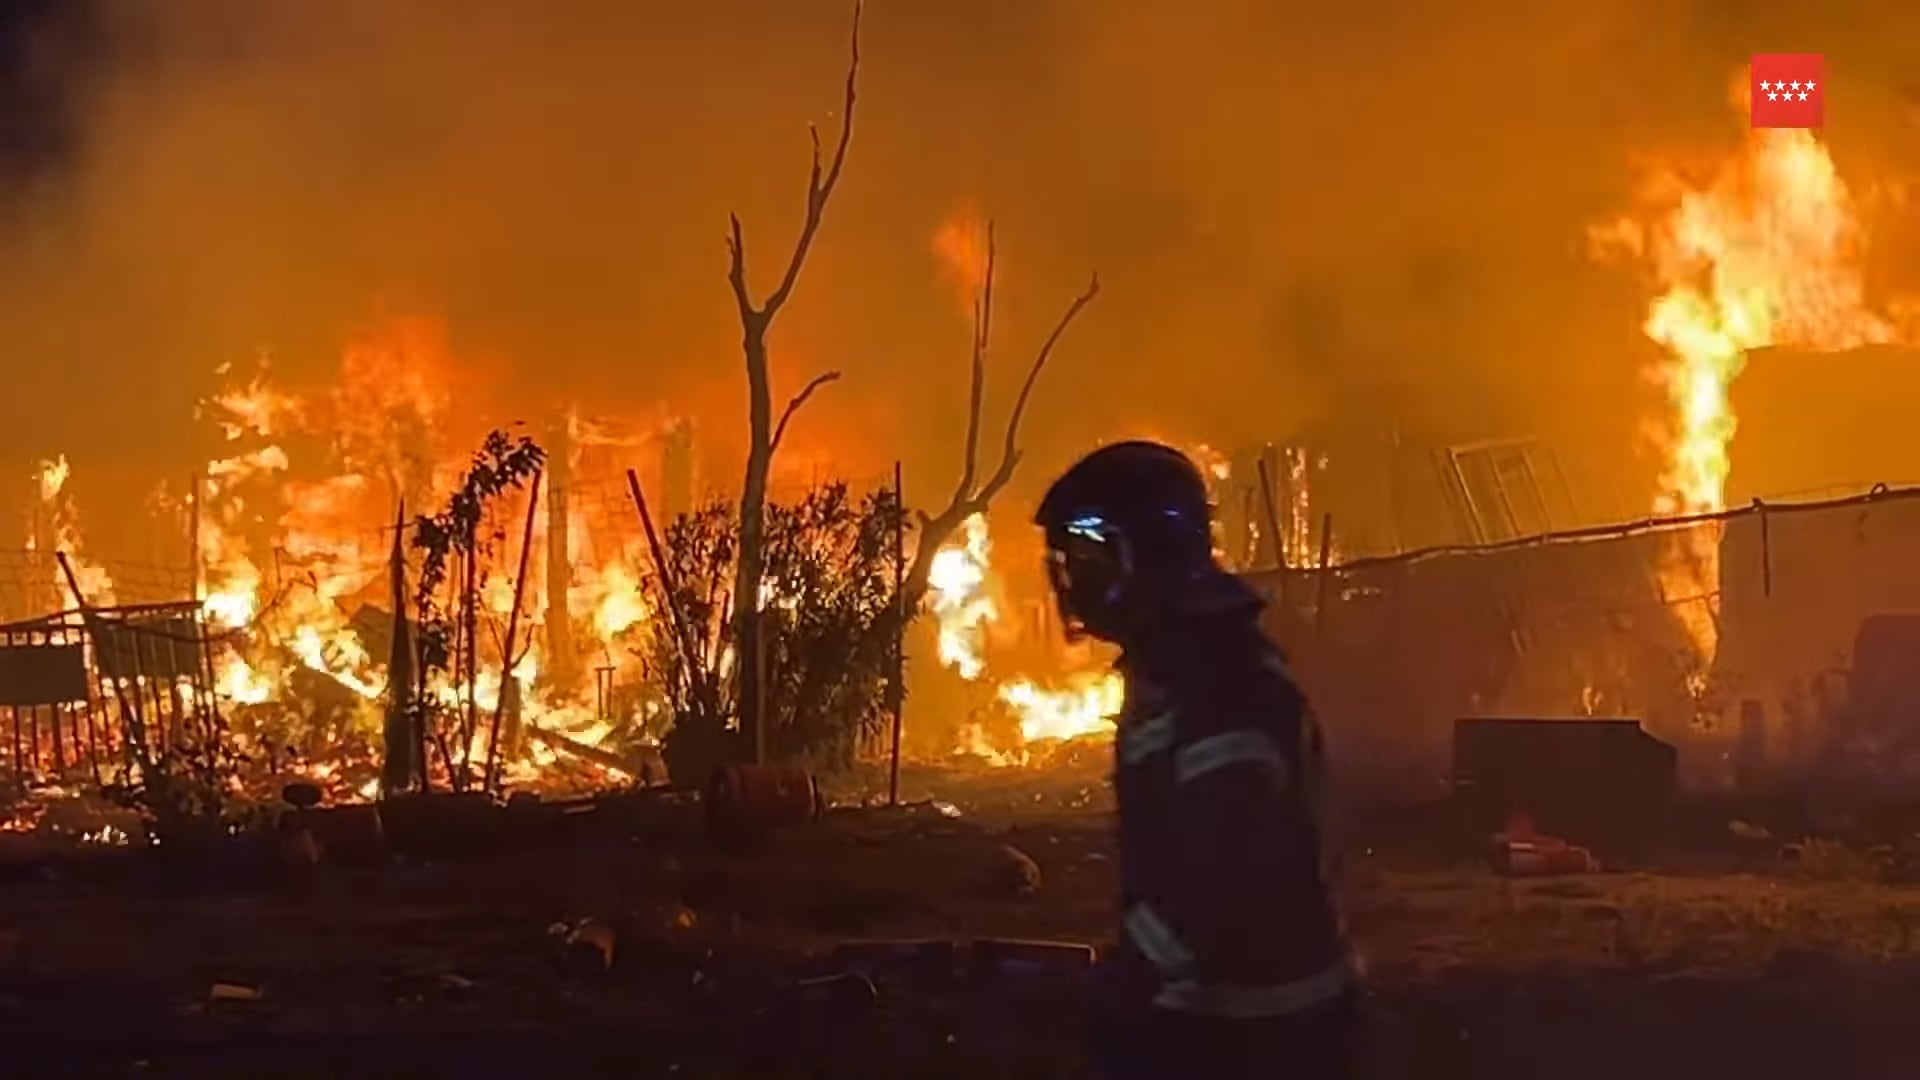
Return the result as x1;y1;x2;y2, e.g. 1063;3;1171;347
888;460;906;808
1313;513;1334;638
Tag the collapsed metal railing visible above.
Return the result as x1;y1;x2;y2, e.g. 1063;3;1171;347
0;598;225;786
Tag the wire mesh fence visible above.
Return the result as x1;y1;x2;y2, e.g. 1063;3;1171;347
0;551;195;624
1248;486;1920;799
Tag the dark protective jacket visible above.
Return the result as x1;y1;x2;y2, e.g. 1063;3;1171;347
1107;606;1355;1019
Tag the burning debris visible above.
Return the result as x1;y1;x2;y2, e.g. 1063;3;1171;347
927;514;994;681
0;334;686;831
926;511;1121;764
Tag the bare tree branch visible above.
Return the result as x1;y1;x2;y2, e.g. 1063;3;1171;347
725;214;756;326
721;1;863;763
727;2;862;324
769;370;843;458
953;222;996;508
971;273;1101;509
900;257;1102;607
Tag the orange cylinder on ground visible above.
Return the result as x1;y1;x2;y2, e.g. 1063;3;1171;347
705;764;819;838
283;803;388;867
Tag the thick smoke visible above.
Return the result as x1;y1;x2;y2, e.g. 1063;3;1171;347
1;0;1915;542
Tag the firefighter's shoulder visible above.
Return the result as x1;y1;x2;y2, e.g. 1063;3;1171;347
1168;697;1293;789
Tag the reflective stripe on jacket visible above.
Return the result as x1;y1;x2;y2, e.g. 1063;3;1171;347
1111;616;1350;1016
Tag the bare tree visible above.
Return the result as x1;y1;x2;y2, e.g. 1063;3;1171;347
724;3;862;763
902;223;1101;606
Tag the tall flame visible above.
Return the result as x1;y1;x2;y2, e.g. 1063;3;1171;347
927;513;995;679
1595;118;1899;665
28;455;115;610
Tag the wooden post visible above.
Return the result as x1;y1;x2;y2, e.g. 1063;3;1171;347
485;472;542;794
1255;453;1286;571
1755;498;1773;598
133;627;169;758
462;522;479;791
544;415;575;691
1255;452;1289;611
187;470;202;602
30;504;44;615
1313;513;1334;637
595;665;615;722
191;610;224;742
625;469;700;709
888;460;906;807
79;625;116;774
751;614;767;766
82;692;101;786
82;675;102;783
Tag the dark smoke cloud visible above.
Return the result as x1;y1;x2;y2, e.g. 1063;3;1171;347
1;0;1914;538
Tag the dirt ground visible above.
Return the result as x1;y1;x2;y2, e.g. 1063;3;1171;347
3;761;1920;1078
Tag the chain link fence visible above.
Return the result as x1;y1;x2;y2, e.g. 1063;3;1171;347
0;551;194;624
1249;486;1920;801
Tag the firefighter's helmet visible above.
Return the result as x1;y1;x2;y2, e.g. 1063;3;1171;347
1033;440;1254;642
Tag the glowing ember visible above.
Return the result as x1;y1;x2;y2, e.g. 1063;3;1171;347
1595;99;1899;667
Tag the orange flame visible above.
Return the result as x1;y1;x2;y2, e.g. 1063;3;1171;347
46;317;673;796
1596;109;1900;667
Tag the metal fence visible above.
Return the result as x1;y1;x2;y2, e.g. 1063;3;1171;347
1246;486;1920;800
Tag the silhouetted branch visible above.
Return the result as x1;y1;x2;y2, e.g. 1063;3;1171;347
953;223;997;507
770;370;843;458
902;229;1101;603
724;1;863;323
971;272;1101;510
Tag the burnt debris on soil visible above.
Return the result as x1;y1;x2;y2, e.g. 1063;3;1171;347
4;764;1920;1076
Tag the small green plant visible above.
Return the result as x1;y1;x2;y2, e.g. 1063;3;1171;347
645;482;905;784
403;428;545;792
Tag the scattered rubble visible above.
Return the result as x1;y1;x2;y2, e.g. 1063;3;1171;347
553;917;619;975
208;981;264;1003
1493;835;1598;877
5;770;1920;1073
989;843;1043;897
786;969;880;1013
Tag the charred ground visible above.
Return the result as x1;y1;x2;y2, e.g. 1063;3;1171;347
4;758;1920;1078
